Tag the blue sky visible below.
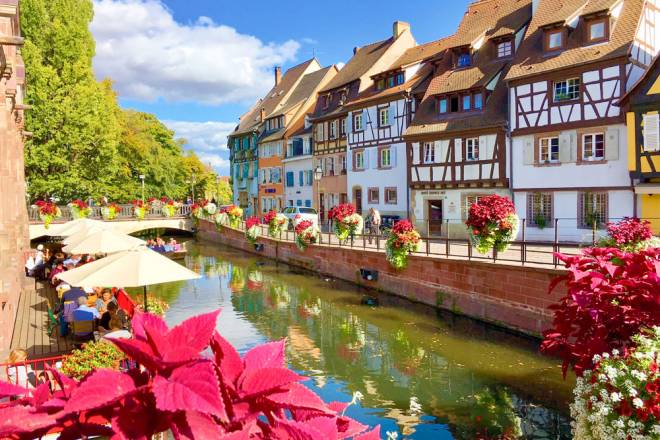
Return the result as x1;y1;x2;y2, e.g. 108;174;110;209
90;0;469;174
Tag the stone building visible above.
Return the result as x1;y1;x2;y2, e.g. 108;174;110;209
0;0;29;356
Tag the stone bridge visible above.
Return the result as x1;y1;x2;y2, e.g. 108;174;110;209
28;204;194;240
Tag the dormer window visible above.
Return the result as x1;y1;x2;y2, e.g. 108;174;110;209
323;94;331;109
497;40;512;58
438;91;484;115
377;79;385;90
544;28;565;51
586;17;609;44
457;52;471;68
375;72;405;91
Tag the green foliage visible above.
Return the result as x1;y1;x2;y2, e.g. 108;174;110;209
60;340;125;380
20;0;230;203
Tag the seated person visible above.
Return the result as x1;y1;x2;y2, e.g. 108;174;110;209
6;349;36;390
95;289;117;313
75;296;100;319
62;286;86;304
99;302;128;332
63;254;82;268
102;316;132;340
49;262;65;286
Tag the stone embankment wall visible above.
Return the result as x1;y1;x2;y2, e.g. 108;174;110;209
0;1;29;356
199;221;566;337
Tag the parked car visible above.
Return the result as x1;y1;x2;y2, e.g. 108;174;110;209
282;206;319;230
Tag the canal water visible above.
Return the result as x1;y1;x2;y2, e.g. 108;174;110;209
149;240;573;439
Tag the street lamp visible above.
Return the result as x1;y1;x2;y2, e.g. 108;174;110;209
314;165;323;223
139;174;145;203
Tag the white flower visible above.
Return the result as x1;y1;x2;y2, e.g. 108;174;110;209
603;352;610;359
632;398;644;408
386;432;399;440
610;392;622;402
629;387;638;397
614;419;625;428
611;348;619;356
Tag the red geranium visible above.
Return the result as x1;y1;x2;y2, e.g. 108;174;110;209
34;200;59;216
328;203;355;222
263;210;277;225
295;219;313;235
69;199;88;210
465;194;516;232
606;217;653;246
246;216;260;230
391;219;415;235
131;199;144;208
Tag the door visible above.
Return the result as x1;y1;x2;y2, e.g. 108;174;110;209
319;193;325;222
354;188;363;215
428;200;443;236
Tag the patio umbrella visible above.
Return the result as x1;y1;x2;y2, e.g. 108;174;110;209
47;218;109;237
63;225;110;245
62;229;146;254
55;246;200;311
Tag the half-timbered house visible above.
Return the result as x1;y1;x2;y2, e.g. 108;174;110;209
619;53;660;232
344;39;449;219
309;21;415;222
405;0;532;237
506;0;660;242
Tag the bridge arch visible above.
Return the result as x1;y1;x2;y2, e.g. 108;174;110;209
29;218;194;240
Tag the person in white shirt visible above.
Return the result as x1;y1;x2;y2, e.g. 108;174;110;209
6;349;35;391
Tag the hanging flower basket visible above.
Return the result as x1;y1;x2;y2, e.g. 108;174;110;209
214;211;229;230
295;217;320;251
245;216;261;244
329;203;363;243
101;203;120;220
223;204;243;228
385;219;420;270
132;200;146;220
33;200;62;229
465;194;519;254
263;210;287;238
68;199;92;219
161;199;179;217
204;202;217;216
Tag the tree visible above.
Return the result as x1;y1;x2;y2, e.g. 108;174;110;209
22;0;124;201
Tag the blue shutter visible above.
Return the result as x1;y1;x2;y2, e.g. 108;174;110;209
286;172;294;187
299;171;304;186
305;200;312;207
296;200;302;207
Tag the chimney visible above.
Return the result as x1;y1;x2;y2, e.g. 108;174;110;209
393;21;410;39
353;46;360;55
260;108;265;122
274;66;282;86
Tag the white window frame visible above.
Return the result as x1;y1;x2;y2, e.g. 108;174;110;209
553;78;580;102
340;118;346;136
548;30;563;49
380;148;391;168
497;41;512;58
355;151;365;170
582;133;605;161
589;21;605;41
354;113;363;131
466;138;479;161
423;142;436;164
378;107;390;127
539;137;560;163
316;123;324;141
329;121;337;139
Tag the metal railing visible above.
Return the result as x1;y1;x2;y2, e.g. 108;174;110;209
27;204;192;224
229;217;660;269
0;356;64;402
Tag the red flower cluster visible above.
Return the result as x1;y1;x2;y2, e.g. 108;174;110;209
263;210;277;225
328;203;355;222
147;197;156;204
160;196;168;203
69;199;88;209
107;202;120;211
131;199;144;208
34;200;58;215
245;216;260;229
391;219;414;235
295;219;313;235
465;194;516;232
542;247;660;377
607;217;653;246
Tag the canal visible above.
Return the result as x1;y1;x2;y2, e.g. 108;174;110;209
149;240;574;439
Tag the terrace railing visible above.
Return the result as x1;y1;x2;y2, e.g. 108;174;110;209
27;204;192;223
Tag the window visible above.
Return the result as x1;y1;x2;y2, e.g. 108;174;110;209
299;171;304;186
316;123;324;141
354;112;363;131
423;142;436;164
462;95;471;111
340;118;346;136
539;137;560;163
288;200;293;207
323;94;331;109
396;72;405;85
305;200;312;208
643;113;660;152
387;76;395;88
340;154;346;173
368;187;379;203
303;138;312;155
582;133;604;161
286;171;294;187
380;147;391;168
354;151;365;170
271;168;282;183
378;107;390;126
553;78;580;102
330;121;337;139
450;96;459;112
579;192;608;228
305;170;313;186
296;200;302;207
377;79;385;90
547;29;564;50
527;193;553;227
385;187;397;205
474;93;483;110
466;138;479;161
457;52;471;68
326;157;335;176
497;41;512;58
587;19;608;43
439;98;447;114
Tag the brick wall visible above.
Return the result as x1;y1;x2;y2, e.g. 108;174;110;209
0;1;30;356
199;220;566;337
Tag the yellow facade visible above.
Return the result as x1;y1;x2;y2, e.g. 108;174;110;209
640;195;660;233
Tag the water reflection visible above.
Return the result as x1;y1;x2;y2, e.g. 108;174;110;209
152;241;572;439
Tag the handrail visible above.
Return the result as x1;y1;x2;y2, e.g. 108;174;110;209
27;204;192;224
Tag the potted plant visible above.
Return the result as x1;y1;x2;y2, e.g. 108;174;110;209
294;217;320;251
245;216;260;244
68;199;92;219
60;341;125;380
132;199;147;220
101;202;121;220
328;203;363;243
33;200;62;229
465;194;519;254
385;219;421;270
263;210;287;238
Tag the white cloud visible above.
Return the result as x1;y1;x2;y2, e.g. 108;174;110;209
91;0;300;105
164;120;234;175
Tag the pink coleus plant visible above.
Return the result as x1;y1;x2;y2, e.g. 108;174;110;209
0;310;381;439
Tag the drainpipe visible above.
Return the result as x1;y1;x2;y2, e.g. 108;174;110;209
405;92;412;220
507;127;514;207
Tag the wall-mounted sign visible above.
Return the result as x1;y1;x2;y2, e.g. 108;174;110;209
421;190;446;196
265;188;276;194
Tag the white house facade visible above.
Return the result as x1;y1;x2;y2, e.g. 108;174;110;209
283;130;315;208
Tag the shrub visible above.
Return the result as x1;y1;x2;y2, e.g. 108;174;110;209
60;341;124;380
465;194;519;254
571;327;660;440
597;217;659;252
542;247;660;377
0;310;381;439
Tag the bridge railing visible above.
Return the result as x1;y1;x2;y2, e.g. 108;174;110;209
27;204;192;224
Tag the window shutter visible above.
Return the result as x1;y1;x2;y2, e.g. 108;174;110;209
643;113;660;152
299;171;304;186
388;102;395;126
371;148;378;169
559;131;572;162
454;138;463;162
391;146;397;167
526;193;533;226
437;141;447;163
522;136;534;165
479;135;491;160
347;113;353;133
604;127;620;160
